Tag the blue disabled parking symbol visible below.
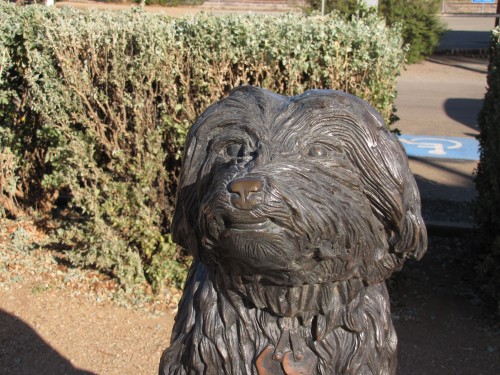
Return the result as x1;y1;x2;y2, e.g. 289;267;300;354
397;135;480;161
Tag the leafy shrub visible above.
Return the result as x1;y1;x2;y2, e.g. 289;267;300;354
475;27;500;312
0;90;19;218
0;4;406;290
307;0;446;63
0;17;23;218
378;0;446;63
0;147;21;218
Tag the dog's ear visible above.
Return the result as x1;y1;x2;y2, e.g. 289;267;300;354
352;100;428;262
171;119;211;258
298;90;427;263
171;101;222;257
376;134;428;262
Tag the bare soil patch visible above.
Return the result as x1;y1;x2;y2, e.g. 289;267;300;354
390;234;500;375
1;216;499;375
0;217;177;375
0;284;173;375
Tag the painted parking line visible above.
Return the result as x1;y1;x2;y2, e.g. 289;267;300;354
397;135;480;161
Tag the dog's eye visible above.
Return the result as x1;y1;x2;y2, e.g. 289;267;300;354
307;145;329;158
225;143;245;158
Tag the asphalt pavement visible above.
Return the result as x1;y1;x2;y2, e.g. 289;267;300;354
396;16;494;230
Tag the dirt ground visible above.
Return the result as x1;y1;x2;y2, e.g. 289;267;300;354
0;283;174;375
1;219;499;375
0;218;177;375
390;234;500;375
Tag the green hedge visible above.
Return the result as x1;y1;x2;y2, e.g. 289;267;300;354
378;0;446;63
475;27;500;312
0;4;406;290
307;0;446;63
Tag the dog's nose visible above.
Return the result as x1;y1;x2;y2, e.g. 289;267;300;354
228;177;264;210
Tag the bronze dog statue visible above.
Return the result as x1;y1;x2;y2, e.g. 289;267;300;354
160;86;427;375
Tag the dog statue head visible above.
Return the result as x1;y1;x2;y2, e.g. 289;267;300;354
172;86;426;319
162;86;428;374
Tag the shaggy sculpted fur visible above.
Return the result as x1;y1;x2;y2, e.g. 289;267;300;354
160;86;427;375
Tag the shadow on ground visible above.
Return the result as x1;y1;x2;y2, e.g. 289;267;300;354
439;30;491;52
0;310;95;375
389;234;500;375
410;157;477;205
444;98;483;130
427;55;488;74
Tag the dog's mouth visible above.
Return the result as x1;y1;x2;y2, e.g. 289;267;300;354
225;217;270;231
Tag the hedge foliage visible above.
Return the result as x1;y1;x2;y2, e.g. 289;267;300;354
378;0;446;63
475;27;500;312
308;0;446;63
0;4;406;290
